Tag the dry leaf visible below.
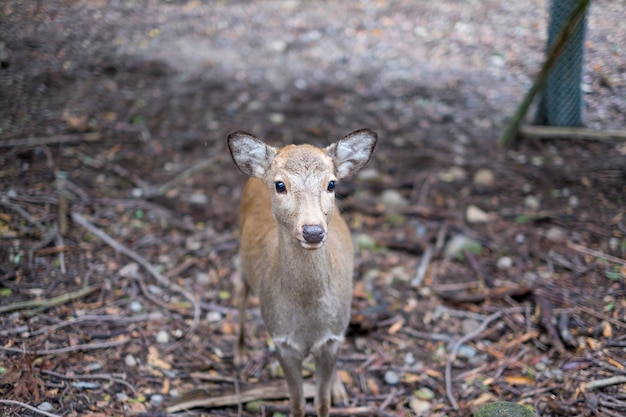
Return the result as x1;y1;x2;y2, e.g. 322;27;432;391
505;375;535;385
148;345;172;370
602;321;613;338
388;318;404;334
606;357;624;370
366;377;380;396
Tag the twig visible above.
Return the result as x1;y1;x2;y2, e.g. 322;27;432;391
584;376;626;391
0;400;62;417
70;212;200;335
501;0;590;146
144;149;219;198
411;245;432;287
0;339;129;356
566;241;626;266
536;294;566;353
445;311;503;410
41;369;137;396
378;387;398;411
519;125;626;141
0;196;46;235
0;132;103;148
0;285;97;314
261;404;375;416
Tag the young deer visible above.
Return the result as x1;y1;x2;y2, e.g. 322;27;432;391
227;129;377;417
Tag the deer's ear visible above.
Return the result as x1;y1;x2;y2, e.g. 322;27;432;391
227;131;277;178
326;128;377;178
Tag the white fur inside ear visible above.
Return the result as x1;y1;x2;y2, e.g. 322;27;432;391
227;132;277;178
327;129;377;178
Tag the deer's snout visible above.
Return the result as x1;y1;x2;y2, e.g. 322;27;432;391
302;224;326;245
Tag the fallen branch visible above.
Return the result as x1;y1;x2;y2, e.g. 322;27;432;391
0;132;103;148
144;149;220;198
0;285;97;315
41;369;137;396
584;376;626;391
0;339;129;356
445;311;503;410
167;379;315;412
566;241;626;266
519;125;626;141
0;400;62;417
70;212;200;335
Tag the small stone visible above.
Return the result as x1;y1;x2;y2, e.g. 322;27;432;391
569;195;579;208
466;205;490;223
381;189;408;209
473;169;495;187
196;272;211;285
131;188;143;197
156;330;170;344
546;226;567;242
355;233;377;251
115;392;128;402
189;193;209;205
404;352;415;365
269;112;285;124
38;402;54;412
119;262;139;278
206;311;222;323
524;195;540;210
356;167;380;181
150;394;164;405
497;256;513;270
124;354;138;367
384;370;400;385
409;398;432;414
414;387;435;400
129;301;143;313
444;234;483;261
438;166;467;182
457;344;476;359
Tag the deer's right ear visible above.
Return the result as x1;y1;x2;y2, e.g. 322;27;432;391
227;131;277;178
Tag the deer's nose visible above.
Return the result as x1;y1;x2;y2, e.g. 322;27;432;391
302;225;325;244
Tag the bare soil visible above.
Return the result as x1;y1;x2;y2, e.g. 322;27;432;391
1;1;625;416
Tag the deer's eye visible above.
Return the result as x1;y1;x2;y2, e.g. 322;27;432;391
327;180;336;192
275;181;287;193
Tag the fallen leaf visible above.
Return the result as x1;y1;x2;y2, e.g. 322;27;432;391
505;375;535;385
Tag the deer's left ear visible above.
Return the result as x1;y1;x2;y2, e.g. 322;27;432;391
326;128;377;178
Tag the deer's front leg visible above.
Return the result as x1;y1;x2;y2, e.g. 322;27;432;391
275;341;306;417
313;337;343;417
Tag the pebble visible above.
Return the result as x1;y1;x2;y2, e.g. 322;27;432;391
129;300;143;313
457;344;477;359
381;189;408;209
124;354;138;367
119;262;139;278
546;226;567;242
409;398;432;414
196;272;211;285
466;205;490;223
206;311;222;323
188;193;209;204
269;112;285;124
404;352;415;365
524;195;540;210
150;394;165;406
497;256;513;270
38;402;54;412
355;233;377;251
156;330;170;344
384;370;400;385
568;195;579;208
444;234;482;260
473;168;495;187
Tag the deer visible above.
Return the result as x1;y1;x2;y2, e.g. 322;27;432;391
227;128;377;417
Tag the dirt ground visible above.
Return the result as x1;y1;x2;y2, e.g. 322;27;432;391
1;1;625;416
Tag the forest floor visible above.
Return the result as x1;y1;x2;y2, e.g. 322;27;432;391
1;1;625;416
